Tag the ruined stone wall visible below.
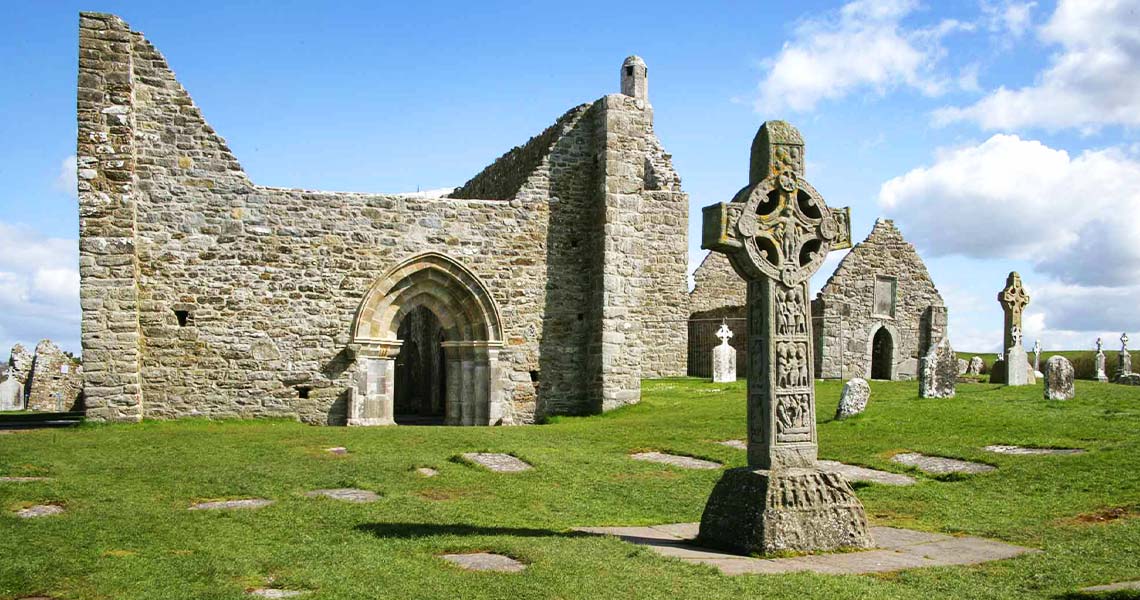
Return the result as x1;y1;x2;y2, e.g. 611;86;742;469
25;340;83;412
78;13;688;424
814;219;945;380
689;252;746;314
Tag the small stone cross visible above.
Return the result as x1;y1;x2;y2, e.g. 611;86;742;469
1097;337;1103;353
702;120;852;470
716;320;734;347
1122;333;1130;353
1011;326;1022;347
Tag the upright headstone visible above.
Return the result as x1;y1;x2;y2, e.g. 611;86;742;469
696;121;872;555
993;273;1033;386
835;378;869;419
919;337;957;399
0;376;23;411
712;321;737;383
967;356;984;376
1116;333;1132;381
1095;338;1109;383
1043;356;1074;400
1032;340;1043;378
957;358;968;375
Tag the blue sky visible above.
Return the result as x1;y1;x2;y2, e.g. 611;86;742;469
2;0;1139;356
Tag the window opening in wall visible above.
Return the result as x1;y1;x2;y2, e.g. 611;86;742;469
625;66;634;76
174;310;191;327
577;313;584;321
296;386;311;399
529;370;539;383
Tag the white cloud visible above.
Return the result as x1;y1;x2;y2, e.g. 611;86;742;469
0;222;79;355
756;0;968;113
935;0;1140;131
880;134;1140;287
54;155;77;198
981;0;1036;38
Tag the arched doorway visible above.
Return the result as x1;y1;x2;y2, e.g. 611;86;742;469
870;327;894;380
349;253;504;426
394;306;447;424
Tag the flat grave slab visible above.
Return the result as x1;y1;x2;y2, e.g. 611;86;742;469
630;452;721;470
189;498;273;511
15;504;64;518
304;488;379;503
0;476;52;483
983;445;1084;455
248;589;310;598
416;467;439;477
573;522;1034;575
325;447;348;456
891;452;996;474
1080;580;1140;593
816;460;917;486
439;552;526;573
716;439;747;450
461;453;532;473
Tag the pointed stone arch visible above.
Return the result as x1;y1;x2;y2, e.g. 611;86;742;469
349;253;505;426
867;322;900;381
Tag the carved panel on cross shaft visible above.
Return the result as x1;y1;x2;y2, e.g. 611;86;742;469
777;286;807;337
776;341;810;388
775;392;812;443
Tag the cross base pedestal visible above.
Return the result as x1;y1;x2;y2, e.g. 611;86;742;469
697;467;874;556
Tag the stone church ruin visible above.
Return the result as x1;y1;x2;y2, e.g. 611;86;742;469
77;13;688;425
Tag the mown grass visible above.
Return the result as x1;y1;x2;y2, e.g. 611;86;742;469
1;378;1138;599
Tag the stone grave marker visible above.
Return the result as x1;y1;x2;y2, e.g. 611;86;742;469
891;453;995;475
967;356;984;375
15;504;65;518
460;453;532;473
1116;333;1133;381
1043;355;1075;400
440;552;526;573
696;120;871;555
189;499;273;511
918;337;957;398
835;378;869;419
983;445;1083;455
1095;338;1109;382
957;358;968;375
631;451;721;470
1032;339;1043;377
304;488;379;503
992;273;1033;386
712;321;737;383
0;376;23;411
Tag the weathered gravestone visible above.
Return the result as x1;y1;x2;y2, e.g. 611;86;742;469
957;358;968;375
967;356;984;376
835;378;869;419
919;337;957;398
696;121;872;556
712;320;737;383
992;273;1034;386
1043;355;1074;400
1095;338;1109;382
1032;340;1043;378
0;376;23;411
1116;333;1132;380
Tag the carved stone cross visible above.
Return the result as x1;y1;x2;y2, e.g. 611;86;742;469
1122;333;1130;353
697;121;870;556
1097;337;1103;353
998;272;1030;353
716;320;734;346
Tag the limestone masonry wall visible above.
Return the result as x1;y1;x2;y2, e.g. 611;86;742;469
77;14;688;424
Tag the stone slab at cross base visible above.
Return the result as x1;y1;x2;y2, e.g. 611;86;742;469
698;467;873;556
712;343;737;383
1004;346;1033;386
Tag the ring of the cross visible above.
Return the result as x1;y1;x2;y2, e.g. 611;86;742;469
732;177;832;285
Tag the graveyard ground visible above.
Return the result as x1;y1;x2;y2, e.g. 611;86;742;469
1;379;1138;600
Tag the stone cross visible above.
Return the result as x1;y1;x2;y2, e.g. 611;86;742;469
1033;339;1041;372
1097;337;1103;353
702;120;851;470
716;320;734;346
697;120;868;556
998;272;1030;353
1122;333;1130;353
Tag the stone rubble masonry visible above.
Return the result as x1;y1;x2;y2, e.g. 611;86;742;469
687;251;748;377
8;344;34;385
812;219;946;381
25;340;83;412
77;14;688;424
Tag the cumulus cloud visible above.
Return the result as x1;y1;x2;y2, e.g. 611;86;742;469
880;134;1140;287
935;0;1140;131
54;155;77;198
0;222;79;355
756;0;970;113
981;0;1036;38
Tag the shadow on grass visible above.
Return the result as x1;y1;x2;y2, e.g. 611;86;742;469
355;522;594;540
1055;592;1140;600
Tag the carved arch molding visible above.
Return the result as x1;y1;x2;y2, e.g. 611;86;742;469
349;253;505;426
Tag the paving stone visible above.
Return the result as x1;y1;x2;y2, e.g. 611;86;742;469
983;445;1085;455
573;523;1035;575
0;477;52;483
15;504;64;518
630;452;721;470
891;452;996;475
325;447;348;456
248;589;310;598
460;453;532;473
439;552;526;573
416;467;439;477
716;439;746;450
1080;580;1140;593
817;460;917;486
188;498;274;511
304;488;379;503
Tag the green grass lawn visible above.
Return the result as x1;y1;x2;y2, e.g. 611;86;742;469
2;378;1138;599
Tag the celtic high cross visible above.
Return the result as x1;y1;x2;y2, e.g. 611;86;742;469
702;120;852;470
998;272;1030;353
